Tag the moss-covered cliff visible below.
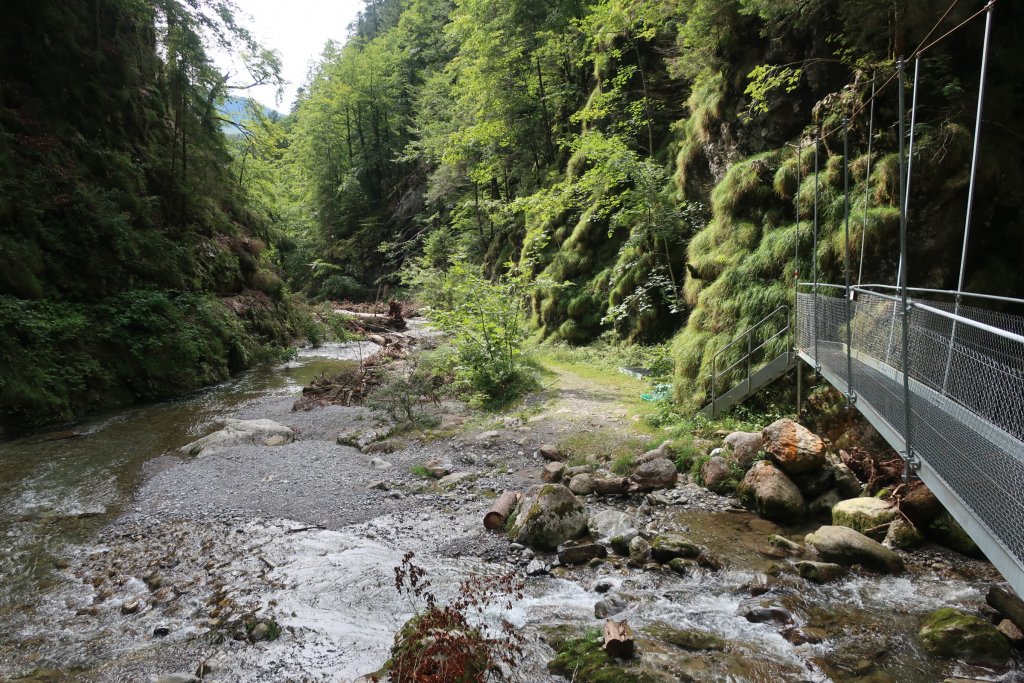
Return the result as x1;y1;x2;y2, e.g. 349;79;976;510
0;0;295;433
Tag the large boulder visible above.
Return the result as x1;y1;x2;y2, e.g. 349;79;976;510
930;511;983;558
987;584;1024;631
180;418;293;455
701;456;733;494
628;458;678;492
738;461;807;523
508;484;588;551
831;462;863;499
832;498;897;537
900;483;942;527
587;510;634;541
919;608;1010;666
884;517;924;548
809;490;842;518
724;431;763;469
761;419;826;475
805;525;904;573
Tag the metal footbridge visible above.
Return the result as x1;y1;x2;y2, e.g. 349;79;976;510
700;1;1024;597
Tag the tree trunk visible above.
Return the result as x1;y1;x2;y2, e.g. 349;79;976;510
603;619;634;659
484;491;520;530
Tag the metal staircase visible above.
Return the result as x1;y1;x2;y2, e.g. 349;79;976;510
700;305;797;418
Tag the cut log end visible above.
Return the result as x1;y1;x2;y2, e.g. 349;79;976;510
603;619;634;660
483;491;520;531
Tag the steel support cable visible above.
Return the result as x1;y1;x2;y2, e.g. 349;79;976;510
812;126;821;371
944;0;995;394
898;58;915;479
857;78;875;287
844;117;854;407
896;56;921;287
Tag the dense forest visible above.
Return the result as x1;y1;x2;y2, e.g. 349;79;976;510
2;0;1021;432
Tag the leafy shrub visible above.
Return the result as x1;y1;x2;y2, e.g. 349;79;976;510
383;552;524;683
405;256;536;408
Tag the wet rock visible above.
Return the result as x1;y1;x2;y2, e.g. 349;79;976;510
637;440;672;465
744;607;793;625
369;457;393;470
809;489;842;518
250;621;270;642
152;626;171;637
537;444;564;461
738;461;807;523
784;626;826;645
930;511;982;558
525;559;549;576
594;594;628;618
153;675;200;683
650;533;702;563
795;560;847;583
437;472;475;489
628;458;678;492
628;536;652;567
919;607;1009;666
558;542;607;565
832;498;897;538
767;534;804;554
508;484;588;551
884;518;924;548
832;462;863;498
542;461;565;483
645;622;726;650
668;558;698;575
592;579;614;594
701;456;733;494
744;573;777;596
761;419;826;475
587;510;633;540
591;476;628;495
998;618;1024;646
568;473;594;495
180;418;294;455
120;598;142;615
805;525;904;573
143;572;164;590
988;584;1024;631
724;431;763;469
610;530;639;556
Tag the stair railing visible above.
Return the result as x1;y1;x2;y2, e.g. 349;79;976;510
709;305;792;411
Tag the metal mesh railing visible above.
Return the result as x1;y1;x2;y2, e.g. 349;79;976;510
796;286;1024;571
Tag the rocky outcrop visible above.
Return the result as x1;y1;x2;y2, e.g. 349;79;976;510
738;461;807;523
919;608;1010;666
805;525;904;573
761;419;826;475
701;456;733;494
180;419;294;455
628;458;678;492
831;498;897;537
508;484;587;551
724;431;762;469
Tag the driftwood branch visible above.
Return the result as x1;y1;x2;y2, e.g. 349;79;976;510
603;619;634;659
484;492;520;531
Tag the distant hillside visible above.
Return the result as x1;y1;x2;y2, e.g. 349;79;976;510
219;97;280;136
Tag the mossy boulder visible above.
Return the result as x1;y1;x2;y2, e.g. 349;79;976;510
831;498;897;538
930;511;983;558
644;622;725;651
738;461;807;523
508;484;587;551
805;525;904;573
884;518;924;549
547;629;657;682
919;608;1010;666
650;533;702;563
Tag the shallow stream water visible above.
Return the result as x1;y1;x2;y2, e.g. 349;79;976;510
0;338;1020;682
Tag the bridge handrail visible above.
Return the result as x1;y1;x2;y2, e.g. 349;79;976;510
855;283;1024;307
710;305;791;406
913;301;1024;346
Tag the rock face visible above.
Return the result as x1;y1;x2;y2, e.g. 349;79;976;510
628;458;678;491
761;419;826;475
587;510;634;541
738;461;807;523
805;525;904;573
832;498;897;536
701;456;733;494
180;419;293;455
508;484;588;551
919;608;1010;666
724;431;763;469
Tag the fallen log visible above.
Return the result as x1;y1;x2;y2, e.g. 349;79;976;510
483;491;520;531
603;619;634;659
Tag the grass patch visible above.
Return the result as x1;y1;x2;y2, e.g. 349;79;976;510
557;428;651;468
410;464;431;478
610;453;636;475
